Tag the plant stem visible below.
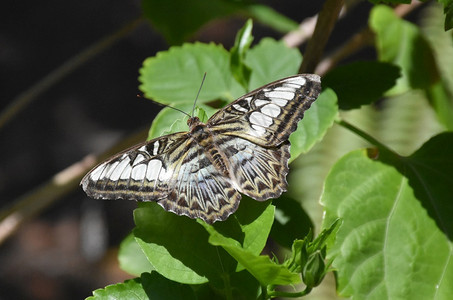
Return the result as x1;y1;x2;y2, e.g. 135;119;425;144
300;0;344;73
221;273;233;300
336;120;395;154
316;1;424;75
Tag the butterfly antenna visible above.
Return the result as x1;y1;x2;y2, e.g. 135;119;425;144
192;72;207;117
137;94;191;118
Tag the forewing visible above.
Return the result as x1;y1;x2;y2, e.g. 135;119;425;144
81;132;241;224
208;74;321;147
218;135;291;201
81;132;188;201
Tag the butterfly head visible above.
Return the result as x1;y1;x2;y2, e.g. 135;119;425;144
187;116;202;129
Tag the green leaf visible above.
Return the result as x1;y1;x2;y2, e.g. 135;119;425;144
369;5;439;95
147;103;217;140
245;38;302;89
133;203;235;286
141;0;242;45
88;277;146;300
227;270;262;300
87;272;195;300
323;61;401;110
322;150;453;299
202;198;274;258
141;272;196;299
440;0;453;30
425;82;453;131
139;43;245;104
245;4;299;33
380;132;453;240
270;196;313;249
201;200;300;285
118;233;154;276
420;4;453;130
230;19;253;90
289;88;338;162
205;223;301;286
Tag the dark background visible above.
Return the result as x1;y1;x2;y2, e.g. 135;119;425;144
0;1;376;299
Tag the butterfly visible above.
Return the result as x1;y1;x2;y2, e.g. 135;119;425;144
81;74;321;224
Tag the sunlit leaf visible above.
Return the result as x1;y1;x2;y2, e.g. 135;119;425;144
322;150;453;299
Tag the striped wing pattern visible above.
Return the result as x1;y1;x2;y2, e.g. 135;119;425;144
208;74;321;147
81;74;321;223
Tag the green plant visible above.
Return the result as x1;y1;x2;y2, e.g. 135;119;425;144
87;1;453;299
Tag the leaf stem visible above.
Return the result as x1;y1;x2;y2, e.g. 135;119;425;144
221;273;233;300
267;286;312;298
336;120;395;154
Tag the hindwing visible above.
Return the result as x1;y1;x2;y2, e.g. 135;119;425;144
216;135;291;201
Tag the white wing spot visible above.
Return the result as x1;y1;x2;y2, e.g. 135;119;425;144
146;159;162;181
250;112;273;127
98;163;111;180
282;83;300;89
110;157;131;181
139;145;146;152
158;166;171;181
233;104;248;113
284;76;306;86
133;154;146;165
261;104;281;117
273;86;296;92
251;124;266;136
254;99;269;107
153;141;160;155
131;164;147;181
265;91;294;100
120;164;132;180
104;161;120;178
271;98;288;106
90;163;106;181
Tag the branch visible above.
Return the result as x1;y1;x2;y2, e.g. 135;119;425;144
316;1;424;75
0;129;147;245
282;14;318;48
299;0;345;73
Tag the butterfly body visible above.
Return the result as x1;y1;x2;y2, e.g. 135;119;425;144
81;74;321;223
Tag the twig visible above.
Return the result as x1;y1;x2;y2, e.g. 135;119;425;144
282;5;348;49
316;1;424;75
0;17;145;131
0;129;147;245
300;0;345;73
282;14;318;48
316;28;375;76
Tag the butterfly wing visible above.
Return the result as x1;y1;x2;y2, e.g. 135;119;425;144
81;74;321;223
216;135;291;201
207;74;321;147
158;140;240;223
81;132;240;223
81;132;188;201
